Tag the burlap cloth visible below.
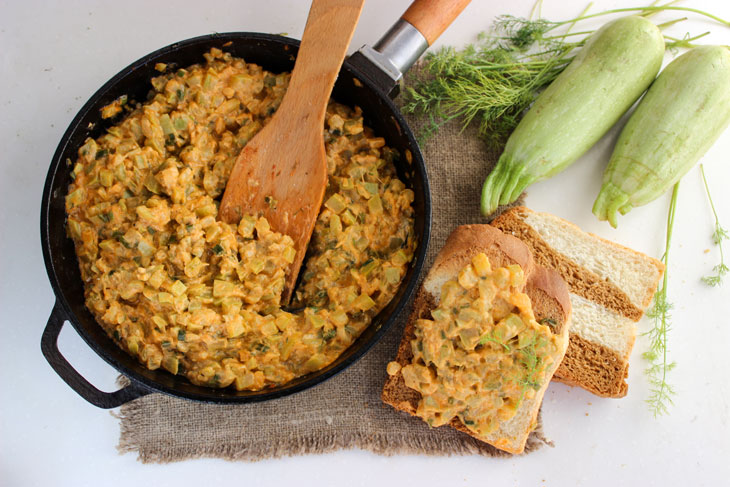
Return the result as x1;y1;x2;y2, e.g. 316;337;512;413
116;91;544;463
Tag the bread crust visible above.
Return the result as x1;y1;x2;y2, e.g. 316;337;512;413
551;333;629;397
491;207;664;397
381;224;571;454
492;208;653;320
431;224;535;276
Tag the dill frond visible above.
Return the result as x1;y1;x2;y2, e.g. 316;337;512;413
700;164;728;287
643;183;679;417
514;335;547;409
403;15;576;148
403;2;729;148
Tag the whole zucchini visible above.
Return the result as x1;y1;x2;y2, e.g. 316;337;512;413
481;16;664;216
593;45;730;227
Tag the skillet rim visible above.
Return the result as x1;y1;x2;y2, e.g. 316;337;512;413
40;31;432;404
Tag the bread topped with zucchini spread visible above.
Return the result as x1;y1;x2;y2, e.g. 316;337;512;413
382;224;571;454
491;207;664;397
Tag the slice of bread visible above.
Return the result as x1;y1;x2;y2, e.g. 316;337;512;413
382;224;572;454
491;207;664;397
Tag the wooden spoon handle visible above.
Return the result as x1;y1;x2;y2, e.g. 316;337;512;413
401;0;471;45
280;0;365;120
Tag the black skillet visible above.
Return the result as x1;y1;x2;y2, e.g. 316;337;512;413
40;0;470;408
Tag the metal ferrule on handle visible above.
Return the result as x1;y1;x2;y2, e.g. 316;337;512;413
348;0;469;98
349;20;428;98
373;19;429;79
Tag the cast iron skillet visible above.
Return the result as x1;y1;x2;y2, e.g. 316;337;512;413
40;2;466;408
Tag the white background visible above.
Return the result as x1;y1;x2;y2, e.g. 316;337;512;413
2;0;729;485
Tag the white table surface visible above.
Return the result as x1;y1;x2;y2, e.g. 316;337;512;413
2;0;729;485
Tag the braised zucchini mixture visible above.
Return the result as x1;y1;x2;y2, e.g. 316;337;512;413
65;48;416;390
392;254;561;437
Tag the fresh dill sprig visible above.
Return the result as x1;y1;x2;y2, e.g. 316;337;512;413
514;334;547;409
403;2;730;148
643;183;679;417
700;164;729;286
402;16;578;147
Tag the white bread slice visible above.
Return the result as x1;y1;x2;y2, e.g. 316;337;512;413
492;207;664;397
382;224;571;454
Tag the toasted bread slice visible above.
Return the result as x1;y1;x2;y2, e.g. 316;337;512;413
491;207;664;397
382;224;571;454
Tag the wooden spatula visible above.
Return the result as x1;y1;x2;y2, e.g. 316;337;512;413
219;0;365;303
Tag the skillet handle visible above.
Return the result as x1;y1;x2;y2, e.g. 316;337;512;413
402;0;472;46
348;0;470;97
41;301;150;409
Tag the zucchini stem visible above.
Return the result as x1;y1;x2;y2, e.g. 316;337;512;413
482;157;515;217
592;182;630;228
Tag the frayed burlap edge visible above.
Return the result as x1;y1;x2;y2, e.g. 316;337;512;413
115;395;550;464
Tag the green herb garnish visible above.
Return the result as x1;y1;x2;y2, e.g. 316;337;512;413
112;230;132;249
310;289;328;307
478;332;510;351
539;317;557;327
403;3;729;147
700;164;728;286
264;195;278;209
514;334;547;408
212;244;224;255
644;182;679;417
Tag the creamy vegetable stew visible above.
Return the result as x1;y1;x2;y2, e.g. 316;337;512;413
390;253;562;437
65;48;416;391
